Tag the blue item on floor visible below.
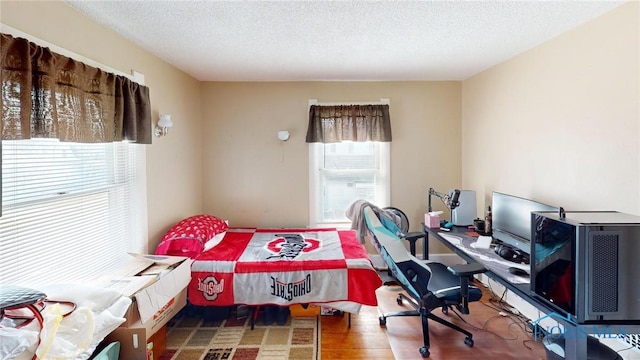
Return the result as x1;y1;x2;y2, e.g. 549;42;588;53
276;306;290;325
92;341;120;360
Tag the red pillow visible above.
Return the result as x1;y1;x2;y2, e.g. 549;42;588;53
155;215;228;258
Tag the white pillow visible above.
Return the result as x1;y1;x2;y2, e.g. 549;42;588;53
203;231;227;252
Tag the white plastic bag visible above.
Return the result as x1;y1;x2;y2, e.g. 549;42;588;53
76;296;130;359
0;326;39;360
38;284;131;360
35;303;95;360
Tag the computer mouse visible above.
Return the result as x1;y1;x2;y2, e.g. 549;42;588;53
507;266;529;277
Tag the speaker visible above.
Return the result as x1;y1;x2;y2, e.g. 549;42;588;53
451;190;476;226
588;231;620;313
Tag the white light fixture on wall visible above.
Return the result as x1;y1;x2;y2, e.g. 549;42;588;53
154;114;173;137
277;130;290;141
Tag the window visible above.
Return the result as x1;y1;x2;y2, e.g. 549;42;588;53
309;141;390;228
0;139;147;287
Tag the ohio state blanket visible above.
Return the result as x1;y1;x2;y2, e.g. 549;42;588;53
188;228;382;310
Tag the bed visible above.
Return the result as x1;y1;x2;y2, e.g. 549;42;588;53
185;227;382;314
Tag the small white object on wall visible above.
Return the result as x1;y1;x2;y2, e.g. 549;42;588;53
277;130;290;141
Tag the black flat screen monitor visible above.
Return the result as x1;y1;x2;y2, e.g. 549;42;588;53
491;192;557;254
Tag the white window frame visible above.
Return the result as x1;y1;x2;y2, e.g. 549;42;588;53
0;24;148;287
308;99;391;228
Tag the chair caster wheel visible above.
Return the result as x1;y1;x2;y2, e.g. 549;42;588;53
396;295;403;306
464;337;474;347
379;316;386;326
419;346;430;357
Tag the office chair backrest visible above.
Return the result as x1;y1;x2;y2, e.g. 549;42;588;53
383;207;410;233
363;207;411;261
363;206;422;299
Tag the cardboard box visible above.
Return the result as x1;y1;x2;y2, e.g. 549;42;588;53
290;304;320;316
127;285;187;334
106;323;168;360
105;327;146;360
147;325;166;360
95;253;192;326
105;286;186;360
100;254;192;360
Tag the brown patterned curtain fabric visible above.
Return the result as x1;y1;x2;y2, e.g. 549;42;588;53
305;104;392;143
0;33;151;143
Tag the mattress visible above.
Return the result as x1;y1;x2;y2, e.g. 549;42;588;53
188;227;382;313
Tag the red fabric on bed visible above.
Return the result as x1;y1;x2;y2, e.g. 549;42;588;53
188;228;382;308
154;238;204;258
155;214;228;257
161;214;228;244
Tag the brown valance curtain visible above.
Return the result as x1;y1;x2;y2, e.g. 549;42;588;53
0;33;151;143
305;104;392;143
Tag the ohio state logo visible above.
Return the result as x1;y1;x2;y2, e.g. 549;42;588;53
198;276;224;301
266;234;320;260
270;274;312;301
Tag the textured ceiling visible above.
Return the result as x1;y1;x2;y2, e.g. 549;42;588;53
65;1;625;82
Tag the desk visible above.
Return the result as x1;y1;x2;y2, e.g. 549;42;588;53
422;225;532;305
423;224;640;359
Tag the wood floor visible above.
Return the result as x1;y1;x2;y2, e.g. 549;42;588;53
321;282;548;359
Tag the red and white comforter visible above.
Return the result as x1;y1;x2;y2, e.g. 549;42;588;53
188;228;382;313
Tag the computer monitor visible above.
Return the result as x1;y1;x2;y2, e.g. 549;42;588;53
491;192;557;254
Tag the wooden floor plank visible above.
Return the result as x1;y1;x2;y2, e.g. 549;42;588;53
321;282;548;359
164;280;549;358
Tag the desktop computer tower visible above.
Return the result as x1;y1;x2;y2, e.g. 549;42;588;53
451;190;476;226
531;210;640;324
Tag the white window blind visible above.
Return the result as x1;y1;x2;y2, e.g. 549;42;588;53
309;141;390;227
0;139;146;287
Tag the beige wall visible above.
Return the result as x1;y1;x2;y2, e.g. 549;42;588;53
201;82;461;253
1;0;204;250
462;2;639;217
4;0;637;258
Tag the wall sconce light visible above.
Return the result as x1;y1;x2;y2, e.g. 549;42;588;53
277;130;290;141
154;114;173;137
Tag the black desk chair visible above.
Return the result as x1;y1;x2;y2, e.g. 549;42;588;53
383;207;427;259
363;205;487;358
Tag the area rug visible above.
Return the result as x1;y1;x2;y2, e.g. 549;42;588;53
158;307;320;360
